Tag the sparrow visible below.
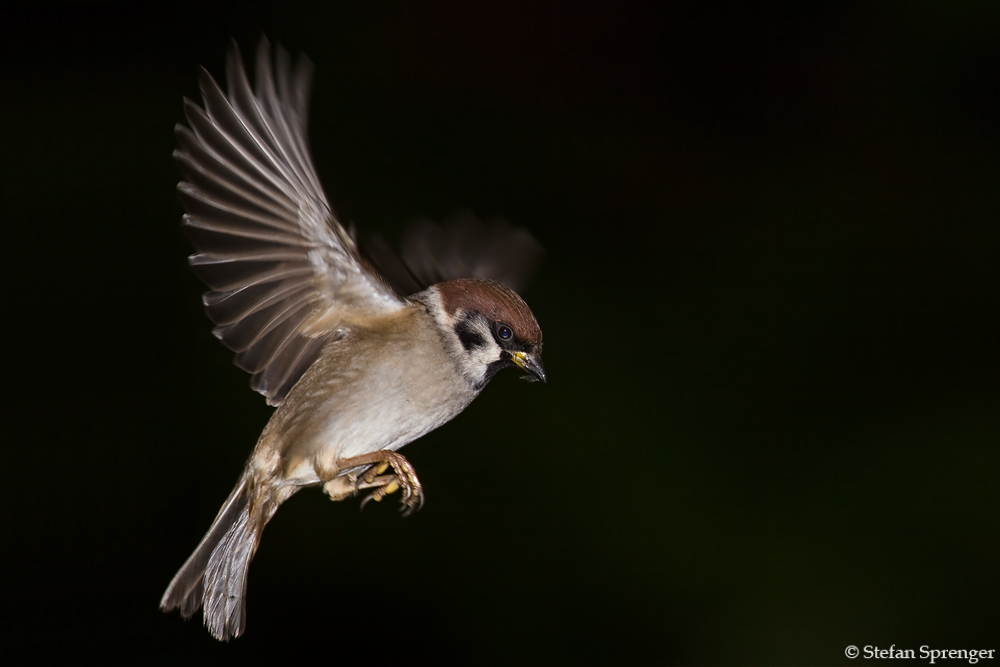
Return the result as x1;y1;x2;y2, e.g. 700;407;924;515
159;39;546;641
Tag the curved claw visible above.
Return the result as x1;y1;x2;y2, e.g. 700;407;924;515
350;451;424;515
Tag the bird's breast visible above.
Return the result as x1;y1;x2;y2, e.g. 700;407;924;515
257;309;478;485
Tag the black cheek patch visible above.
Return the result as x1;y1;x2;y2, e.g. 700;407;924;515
456;317;487;351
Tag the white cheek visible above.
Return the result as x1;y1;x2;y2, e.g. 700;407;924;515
456;319;502;385
468;340;502;376
430;296;504;386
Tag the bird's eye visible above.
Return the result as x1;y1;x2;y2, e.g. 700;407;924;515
496;324;513;341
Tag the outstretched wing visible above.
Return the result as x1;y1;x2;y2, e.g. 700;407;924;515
175;38;406;406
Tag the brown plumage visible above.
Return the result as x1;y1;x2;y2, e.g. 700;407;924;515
437;278;543;346
160;38;547;641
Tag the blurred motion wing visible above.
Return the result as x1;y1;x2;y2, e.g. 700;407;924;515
175;38;406;405
365;210;544;296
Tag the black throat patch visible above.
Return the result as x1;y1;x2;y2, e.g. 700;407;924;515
481;352;512;388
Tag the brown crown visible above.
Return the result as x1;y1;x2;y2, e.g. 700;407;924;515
436;279;542;346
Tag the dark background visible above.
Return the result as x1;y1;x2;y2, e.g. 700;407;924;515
4;1;999;664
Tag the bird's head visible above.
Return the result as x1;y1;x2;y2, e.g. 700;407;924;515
422;278;545;390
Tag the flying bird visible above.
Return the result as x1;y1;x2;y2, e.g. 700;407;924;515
160;38;546;641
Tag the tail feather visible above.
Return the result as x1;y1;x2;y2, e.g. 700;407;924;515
160;476;255;640
204;494;257;640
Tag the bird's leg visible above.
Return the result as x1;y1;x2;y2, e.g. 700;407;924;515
339;450;425;516
317;465;393;502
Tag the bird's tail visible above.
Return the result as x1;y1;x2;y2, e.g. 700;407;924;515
160;474;260;641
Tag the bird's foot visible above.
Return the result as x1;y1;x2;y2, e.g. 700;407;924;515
347;451;424;516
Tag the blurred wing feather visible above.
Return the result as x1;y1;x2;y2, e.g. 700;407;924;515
398;210;543;294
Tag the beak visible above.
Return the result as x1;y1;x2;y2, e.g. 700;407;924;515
511;351;547;383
